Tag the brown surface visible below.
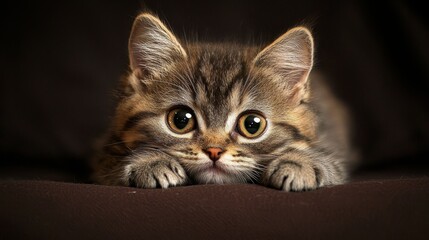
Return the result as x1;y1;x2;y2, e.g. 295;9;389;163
1;177;428;240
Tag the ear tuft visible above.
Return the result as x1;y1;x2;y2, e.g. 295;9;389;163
128;13;187;77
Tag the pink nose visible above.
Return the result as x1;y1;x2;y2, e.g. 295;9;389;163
204;147;224;161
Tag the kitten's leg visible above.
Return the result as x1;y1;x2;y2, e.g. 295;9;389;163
261;148;346;191
94;151;188;189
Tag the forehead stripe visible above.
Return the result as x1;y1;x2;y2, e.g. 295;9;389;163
123;111;158;131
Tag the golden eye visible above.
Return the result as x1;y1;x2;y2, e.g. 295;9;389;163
167;107;196;134
236;112;267;139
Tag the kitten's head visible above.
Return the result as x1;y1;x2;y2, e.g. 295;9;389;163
115;14;316;184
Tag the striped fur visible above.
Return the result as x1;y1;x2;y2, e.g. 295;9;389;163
92;13;353;191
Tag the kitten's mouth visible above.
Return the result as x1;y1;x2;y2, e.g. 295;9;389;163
205;163;227;174
196;161;228;175
193;161;243;184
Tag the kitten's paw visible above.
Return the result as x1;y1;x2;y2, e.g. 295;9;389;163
262;159;318;192
125;159;188;189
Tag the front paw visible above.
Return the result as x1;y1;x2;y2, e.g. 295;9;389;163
125;159;188;189
262;159;318;191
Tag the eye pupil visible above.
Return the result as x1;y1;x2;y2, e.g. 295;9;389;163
244;115;261;134
167;107;196;134
237;112;267;139
173;110;192;129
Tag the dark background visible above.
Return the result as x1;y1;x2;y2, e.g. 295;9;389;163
1;1;428;181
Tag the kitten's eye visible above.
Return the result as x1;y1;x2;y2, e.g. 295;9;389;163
167;107;196;134
236;112;267;139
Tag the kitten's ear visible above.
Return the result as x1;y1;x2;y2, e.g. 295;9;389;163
128;13;187;77
253;27;314;103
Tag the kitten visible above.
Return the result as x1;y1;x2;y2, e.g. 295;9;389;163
92;13;353;191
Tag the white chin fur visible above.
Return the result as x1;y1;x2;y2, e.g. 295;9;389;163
193;169;244;184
